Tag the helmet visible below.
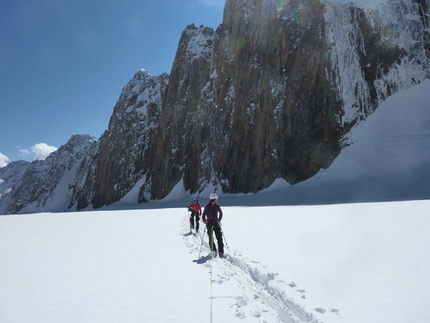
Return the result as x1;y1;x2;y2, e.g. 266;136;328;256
193;199;198;203
209;193;218;200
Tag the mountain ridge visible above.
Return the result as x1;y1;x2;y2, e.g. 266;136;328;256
1;0;429;214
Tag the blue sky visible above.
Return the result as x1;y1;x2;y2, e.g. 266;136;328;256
0;0;225;166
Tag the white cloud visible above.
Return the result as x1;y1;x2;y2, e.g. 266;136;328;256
31;143;57;160
0;152;11;167
18;147;31;157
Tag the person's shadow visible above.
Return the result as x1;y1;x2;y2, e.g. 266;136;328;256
193;254;212;264
182;232;210;264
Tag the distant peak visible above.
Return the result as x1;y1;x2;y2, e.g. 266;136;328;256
137;69;152;76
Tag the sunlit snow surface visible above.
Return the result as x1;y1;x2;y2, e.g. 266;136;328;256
1;200;430;322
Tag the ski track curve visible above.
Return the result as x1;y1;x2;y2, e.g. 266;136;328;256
181;217;330;323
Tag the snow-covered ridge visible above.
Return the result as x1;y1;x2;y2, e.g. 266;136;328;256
182;24;216;61
115;69;169;117
0;135;96;214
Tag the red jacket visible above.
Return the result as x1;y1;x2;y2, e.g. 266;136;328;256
202;202;223;224
188;201;202;215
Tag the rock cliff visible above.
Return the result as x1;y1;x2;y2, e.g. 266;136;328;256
79;71;169;209
144;0;430;199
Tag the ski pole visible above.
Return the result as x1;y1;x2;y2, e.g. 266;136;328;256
187;208;191;231
220;222;231;254
209;224;214;323
198;225;207;258
210;225;215;258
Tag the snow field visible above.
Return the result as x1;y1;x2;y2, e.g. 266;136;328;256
0;210;208;323
2;200;429;322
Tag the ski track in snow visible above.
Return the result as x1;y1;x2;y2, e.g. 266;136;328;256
181;217;335;323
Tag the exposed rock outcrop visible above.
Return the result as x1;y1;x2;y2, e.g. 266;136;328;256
85;70;169;209
147;25;217;200
144;0;430;199
211;0;342;193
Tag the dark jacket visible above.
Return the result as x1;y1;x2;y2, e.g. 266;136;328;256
202;202;223;224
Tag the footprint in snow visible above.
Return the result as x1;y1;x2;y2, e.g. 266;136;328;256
216;274;229;284
235;296;247;308
235;309;246;319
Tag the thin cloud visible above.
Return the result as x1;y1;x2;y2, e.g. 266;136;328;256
31;143;57;160
18;147;31;157
0;152;10;167
200;0;225;8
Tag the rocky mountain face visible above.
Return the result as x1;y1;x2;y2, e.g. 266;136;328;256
147;25;218;202
144;0;430;200
1;0;429;214
72;71;170;209
0;160;30;214
210;0;342;193
0;135;96;214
